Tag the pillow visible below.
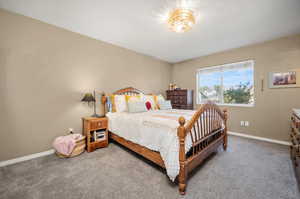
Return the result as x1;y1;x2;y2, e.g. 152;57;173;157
125;95;141;103
158;100;172;110
155;94;165;102
111;95;127;112
128;101;147;113
154;94;165;109
140;94;156;110
106;96;113;112
145;101;152;110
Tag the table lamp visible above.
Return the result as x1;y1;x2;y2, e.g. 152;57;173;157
81;90;101;118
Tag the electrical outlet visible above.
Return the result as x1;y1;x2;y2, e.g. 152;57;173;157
240;121;245;126
245;121;249;126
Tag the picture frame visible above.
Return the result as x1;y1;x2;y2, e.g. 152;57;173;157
269;70;300;88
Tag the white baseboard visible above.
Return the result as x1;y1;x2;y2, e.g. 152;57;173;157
0;132;290;167
228;131;291;146
0;149;55;167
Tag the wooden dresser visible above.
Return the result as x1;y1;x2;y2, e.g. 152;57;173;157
291;109;300;186
166;89;194;110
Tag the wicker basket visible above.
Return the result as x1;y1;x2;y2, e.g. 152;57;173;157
56;136;86;158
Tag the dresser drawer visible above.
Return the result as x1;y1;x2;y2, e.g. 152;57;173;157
90;119;107;130
178;96;187;103
167;90;187;96
172;95;187;100
176;90;188;96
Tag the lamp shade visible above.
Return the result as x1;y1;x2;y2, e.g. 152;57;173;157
81;93;95;102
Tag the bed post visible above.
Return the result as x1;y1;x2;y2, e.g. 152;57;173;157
223;109;228;151
178;116;187;195
101;93;107;116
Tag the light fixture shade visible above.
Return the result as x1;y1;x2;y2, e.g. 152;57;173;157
168;8;195;33
81;93;95;102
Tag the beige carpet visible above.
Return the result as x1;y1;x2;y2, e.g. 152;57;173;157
0;135;299;199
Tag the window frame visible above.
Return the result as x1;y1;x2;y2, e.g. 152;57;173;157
196;60;255;107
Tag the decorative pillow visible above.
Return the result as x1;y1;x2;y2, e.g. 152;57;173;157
111;95;127;112
145;101;152;110
128;101;147;113
154;94;165;109
125;95;141;103
155;94;165;102
106;96;113;112
140;94;156;110
158;100;172;110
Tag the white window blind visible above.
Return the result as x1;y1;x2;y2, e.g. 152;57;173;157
196;60;254;106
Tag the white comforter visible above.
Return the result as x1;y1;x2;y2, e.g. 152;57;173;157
107;109;195;181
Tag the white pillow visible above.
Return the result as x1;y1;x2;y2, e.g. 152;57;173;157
159;100;172;110
114;95;127;112
140;94;156;110
155;94;165;109
128;101;147;113
156;94;165;102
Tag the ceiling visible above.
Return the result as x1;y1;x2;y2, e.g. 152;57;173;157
1;0;300;63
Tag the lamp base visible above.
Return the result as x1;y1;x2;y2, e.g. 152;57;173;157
91;113;102;118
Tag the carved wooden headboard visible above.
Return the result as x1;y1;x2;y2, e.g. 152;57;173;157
101;87;145;114
113;87;144;95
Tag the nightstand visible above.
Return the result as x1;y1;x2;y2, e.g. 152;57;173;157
82;117;108;152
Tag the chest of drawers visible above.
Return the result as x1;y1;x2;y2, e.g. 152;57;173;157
166;89;193;110
291;109;300;185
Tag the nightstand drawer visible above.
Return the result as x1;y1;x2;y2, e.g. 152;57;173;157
91;140;108;149
90;120;107;130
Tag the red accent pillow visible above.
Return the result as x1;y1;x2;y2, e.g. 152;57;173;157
145;101;152;110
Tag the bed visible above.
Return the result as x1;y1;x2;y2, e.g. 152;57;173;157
101;87;228;195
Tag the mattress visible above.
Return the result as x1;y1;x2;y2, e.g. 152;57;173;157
107;109;195;181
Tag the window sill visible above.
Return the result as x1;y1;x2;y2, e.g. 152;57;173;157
197;103;254;108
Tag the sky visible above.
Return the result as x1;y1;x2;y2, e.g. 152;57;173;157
198;68;253;89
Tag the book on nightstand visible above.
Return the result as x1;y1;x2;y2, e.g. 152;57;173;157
92;130;106;142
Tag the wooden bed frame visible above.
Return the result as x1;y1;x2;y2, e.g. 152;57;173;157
101;87;228;195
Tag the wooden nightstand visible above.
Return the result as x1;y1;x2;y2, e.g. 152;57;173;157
82;117;108;152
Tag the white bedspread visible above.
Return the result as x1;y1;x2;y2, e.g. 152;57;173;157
107;109;195;181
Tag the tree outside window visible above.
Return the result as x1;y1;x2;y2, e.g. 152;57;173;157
197;60;254;106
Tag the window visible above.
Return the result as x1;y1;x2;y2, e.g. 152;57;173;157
196;60;254;106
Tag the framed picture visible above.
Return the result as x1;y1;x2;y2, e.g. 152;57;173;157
269;71;300;88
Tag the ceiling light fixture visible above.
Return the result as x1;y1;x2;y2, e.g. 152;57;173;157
167;8;195;33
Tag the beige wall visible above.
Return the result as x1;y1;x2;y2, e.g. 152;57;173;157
0;9;172;161
172;34;300;142
1;8;299;162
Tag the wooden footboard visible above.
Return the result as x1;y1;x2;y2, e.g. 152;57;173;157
177;101;228;195
101;88;228;195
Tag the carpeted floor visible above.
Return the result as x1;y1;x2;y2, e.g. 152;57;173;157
0;135;299;199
